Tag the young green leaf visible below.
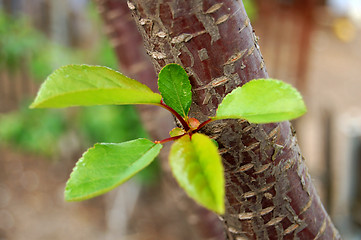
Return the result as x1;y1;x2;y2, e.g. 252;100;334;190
158;64;192;118
169;127;186;137
30;64;162;108
215;79;307;123
169;133;225;214
65;139;162;201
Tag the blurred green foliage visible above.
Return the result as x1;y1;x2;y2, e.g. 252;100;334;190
0;104;148;156
0;105;66;156
0;5;160;183
0;11;46;73
77;105;148;144
0;10;81;80
0;6;133;154
0;8;117;80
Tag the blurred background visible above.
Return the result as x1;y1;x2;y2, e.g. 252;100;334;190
0;0;361;239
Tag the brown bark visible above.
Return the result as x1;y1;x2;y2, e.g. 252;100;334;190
126;0;341;239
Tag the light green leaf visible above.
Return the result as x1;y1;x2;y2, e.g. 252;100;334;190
65;139;162;201
169;127;186;137
169;133;225;214
215;79;307;123
158;64;192;118
30;64;162;108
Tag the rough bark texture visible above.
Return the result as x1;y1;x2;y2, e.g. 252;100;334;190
127;0;342;239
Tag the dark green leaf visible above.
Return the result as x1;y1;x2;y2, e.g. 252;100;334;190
169;133;225;214
215;79;307;123
158;64;192;118
65;139;162;201
30;64;162;108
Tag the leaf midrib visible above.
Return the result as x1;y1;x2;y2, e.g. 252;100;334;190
70;142;159;185
163;78;187;117
189;140;218;206
32;88;160;107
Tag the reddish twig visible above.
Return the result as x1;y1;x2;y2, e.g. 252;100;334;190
159;100;190;131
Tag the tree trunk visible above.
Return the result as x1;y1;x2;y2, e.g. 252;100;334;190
125;0;342;239
96;1;225;239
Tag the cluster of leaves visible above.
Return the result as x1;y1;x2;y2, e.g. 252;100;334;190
30;63;306;214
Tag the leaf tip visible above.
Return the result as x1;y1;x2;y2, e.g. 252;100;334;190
29;101;41;109
64;184;88;202
216;204;225;215
64;188;74;202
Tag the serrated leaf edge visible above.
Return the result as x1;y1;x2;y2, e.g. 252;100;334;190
158;63;192;118
214;79;307;123
65;140;162;201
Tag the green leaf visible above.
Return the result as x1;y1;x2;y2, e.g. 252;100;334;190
30;64;162;108
158;64;192;118
65;139;162;201
215;79;307;123
169;127;186;137
169;133;225;214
